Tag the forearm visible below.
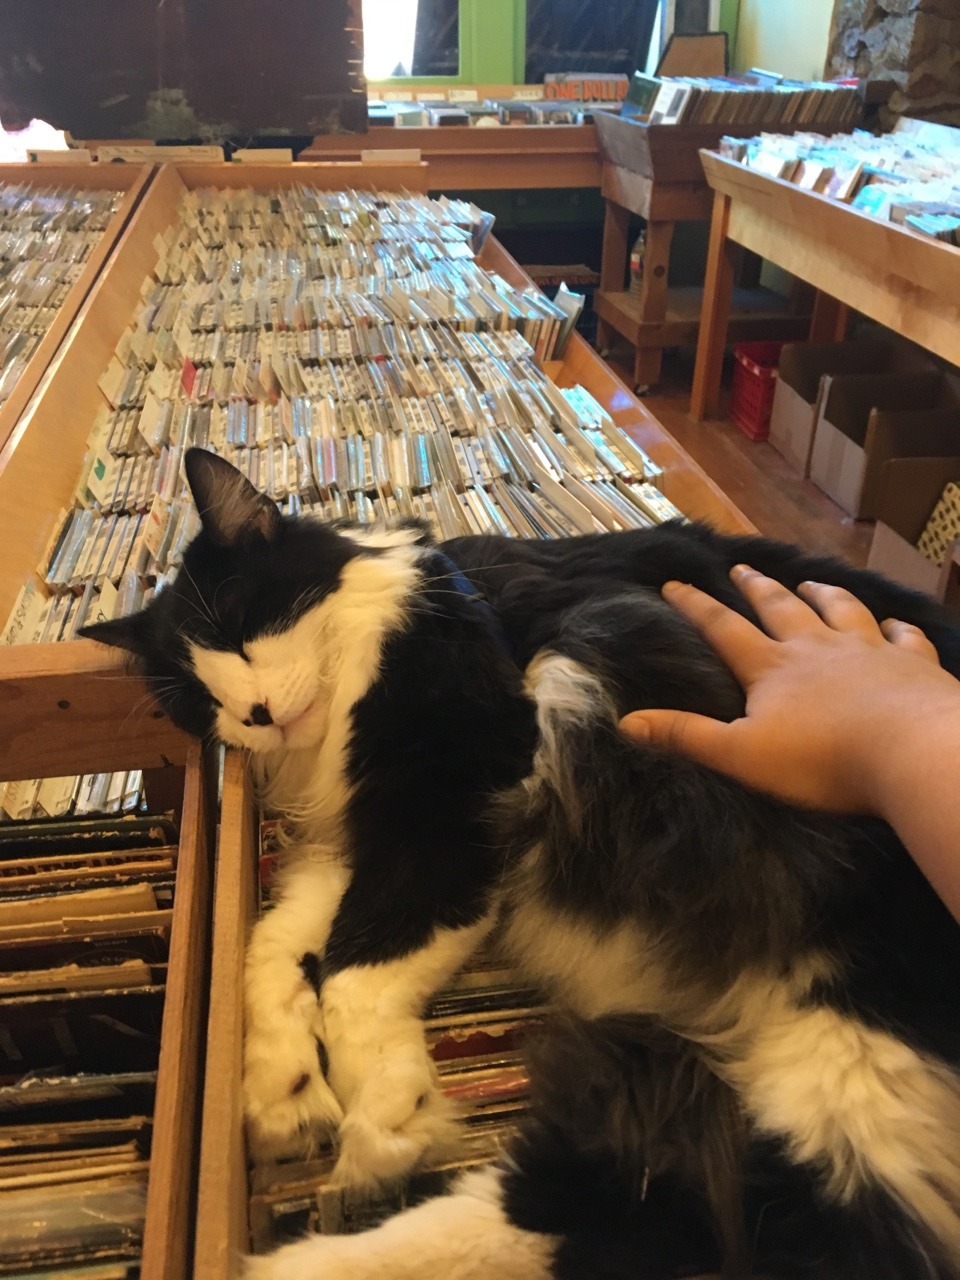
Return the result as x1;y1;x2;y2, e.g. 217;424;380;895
872;714;960;923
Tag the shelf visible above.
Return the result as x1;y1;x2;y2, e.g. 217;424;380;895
601;161;713;222
700;151;960;369
595;285;811;349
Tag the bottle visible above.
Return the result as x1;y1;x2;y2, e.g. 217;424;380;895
629;229;646;298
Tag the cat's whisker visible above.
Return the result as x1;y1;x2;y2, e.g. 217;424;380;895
118;692;169;735
178;560;221;633
68;672;155;682
279;585;325;631
211;574;242;627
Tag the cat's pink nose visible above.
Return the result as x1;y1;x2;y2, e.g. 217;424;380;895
248;703;273;726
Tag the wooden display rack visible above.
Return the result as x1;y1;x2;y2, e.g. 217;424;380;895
300;123;602;190
592;114;810;393
0;162;152;454
0;160;752;1280
692;151;960;419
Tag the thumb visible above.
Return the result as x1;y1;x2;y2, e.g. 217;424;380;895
619;708;737;772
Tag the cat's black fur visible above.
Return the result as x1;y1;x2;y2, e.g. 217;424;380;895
326;554;537;971
83;453;960;1278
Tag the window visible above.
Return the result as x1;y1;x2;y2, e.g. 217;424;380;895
362;0;459;80
360;0;726;87
525;0;661;83
665;0;725;40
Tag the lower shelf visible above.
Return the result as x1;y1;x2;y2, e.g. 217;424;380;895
596;285;811;349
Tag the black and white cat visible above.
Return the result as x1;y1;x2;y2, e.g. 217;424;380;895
84;448;960;1280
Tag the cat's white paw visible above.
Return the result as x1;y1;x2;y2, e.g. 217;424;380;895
331;1061;459;1190
244;1017;343;1160
244;1233;358;1280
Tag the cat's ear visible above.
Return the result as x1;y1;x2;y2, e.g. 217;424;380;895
184;447;281;548
80;609;151;655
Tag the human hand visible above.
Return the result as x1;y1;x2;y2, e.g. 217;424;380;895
620;565;960;816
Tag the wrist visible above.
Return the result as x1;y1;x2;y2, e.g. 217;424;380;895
860;696;960;824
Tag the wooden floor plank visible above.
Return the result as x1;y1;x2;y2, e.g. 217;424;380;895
607;349;873;567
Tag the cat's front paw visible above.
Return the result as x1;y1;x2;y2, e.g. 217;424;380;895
245;1233;358;1280
331;1059;458;1190
244;1020;343;1160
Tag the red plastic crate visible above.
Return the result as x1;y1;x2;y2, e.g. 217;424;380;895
729;341;785;441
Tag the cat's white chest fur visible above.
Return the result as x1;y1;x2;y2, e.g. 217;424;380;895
244;547;424;837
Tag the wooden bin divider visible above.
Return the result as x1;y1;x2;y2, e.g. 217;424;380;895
194;750;259;1280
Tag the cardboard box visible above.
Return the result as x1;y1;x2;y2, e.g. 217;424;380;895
808;370;960;518
868;455;960;606
769;341;934;476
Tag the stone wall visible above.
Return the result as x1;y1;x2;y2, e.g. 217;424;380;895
829;0;960;128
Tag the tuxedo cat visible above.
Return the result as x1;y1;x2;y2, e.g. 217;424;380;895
84;448;960;1280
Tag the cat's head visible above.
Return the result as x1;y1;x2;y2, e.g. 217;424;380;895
81;448;424;753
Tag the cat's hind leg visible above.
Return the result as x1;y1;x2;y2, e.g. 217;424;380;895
244;852;350;1159
244;1167;557;1280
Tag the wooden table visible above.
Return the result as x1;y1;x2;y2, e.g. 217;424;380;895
592;116;811;395
595;161;812;394
691;152;960;420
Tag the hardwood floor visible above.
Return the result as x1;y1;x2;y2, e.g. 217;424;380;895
607;347;874;567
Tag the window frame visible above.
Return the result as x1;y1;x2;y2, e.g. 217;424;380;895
364;0;525;90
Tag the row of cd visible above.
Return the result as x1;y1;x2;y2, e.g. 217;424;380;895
0;770;145;824
85;382;659;511
0;184;121;408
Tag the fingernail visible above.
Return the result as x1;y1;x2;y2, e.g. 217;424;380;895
730;564;753;580
797;580;816;594
620;714;651;740
662;580;686;595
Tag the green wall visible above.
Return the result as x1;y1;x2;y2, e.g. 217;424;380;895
735;0;835;80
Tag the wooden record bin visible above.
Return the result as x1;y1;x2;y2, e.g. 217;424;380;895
0;643;213;1280
301;123;603;191
0;160;751;1280
0;162;152;454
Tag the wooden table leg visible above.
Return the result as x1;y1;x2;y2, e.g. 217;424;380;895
633;220;675;391
809;291;851;344
691;192;735;421
597;199;631;352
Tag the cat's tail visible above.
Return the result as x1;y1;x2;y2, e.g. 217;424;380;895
507;1015;960;1280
